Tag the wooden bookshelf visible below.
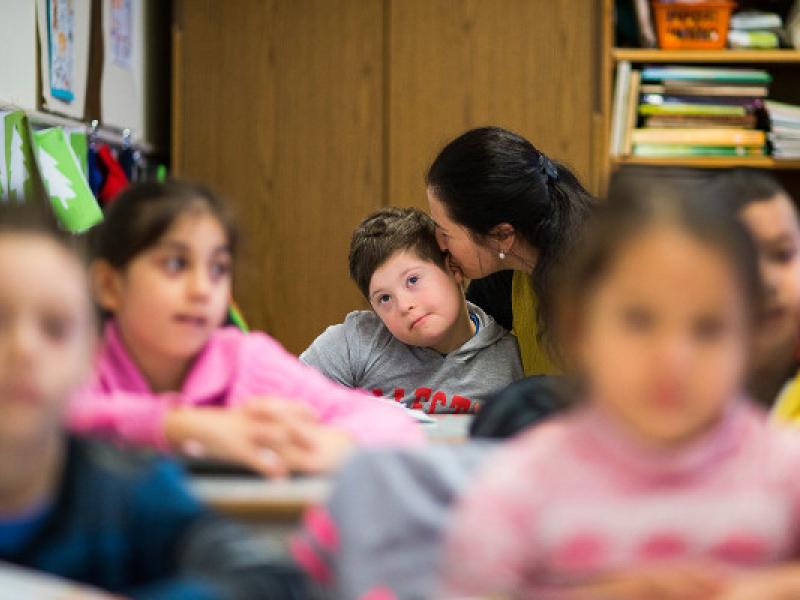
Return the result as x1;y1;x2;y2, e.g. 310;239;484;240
599;0;800;189
612;49;800;64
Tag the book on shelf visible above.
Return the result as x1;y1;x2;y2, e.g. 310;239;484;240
609;61;632;157
766;100;800;158
622;70;641;156
640;94;764;109
639;104;748;117
639;83;768;98
730;11;782;31
631;128;766;146
766;100;800;122
729;30;780;49
632;144;765;157
610;64;772;160
633;0;657;48
641;67;773;85
643;114;757;128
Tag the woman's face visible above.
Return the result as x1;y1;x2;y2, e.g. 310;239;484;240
427;188;503;279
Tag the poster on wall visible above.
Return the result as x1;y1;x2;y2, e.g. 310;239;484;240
110;0;133;68
36;0;91;119
47;0;75;103
101;0;144;141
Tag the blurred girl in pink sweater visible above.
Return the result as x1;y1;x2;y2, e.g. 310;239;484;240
440;175;800;599
69;181;420;477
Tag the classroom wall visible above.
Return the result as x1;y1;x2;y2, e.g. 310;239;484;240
172;0;601;354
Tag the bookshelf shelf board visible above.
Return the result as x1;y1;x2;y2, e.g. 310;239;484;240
612;49;800;64
611;156;800;169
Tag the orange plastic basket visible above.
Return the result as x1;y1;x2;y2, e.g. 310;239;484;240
651;0;736;50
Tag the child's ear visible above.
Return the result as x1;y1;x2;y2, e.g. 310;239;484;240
90;260;124;313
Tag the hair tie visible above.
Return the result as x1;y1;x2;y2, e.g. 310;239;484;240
538;153;559;182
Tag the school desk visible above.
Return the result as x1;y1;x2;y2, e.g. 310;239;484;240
191;414;473;524
191;474;331;523
424;413;473;443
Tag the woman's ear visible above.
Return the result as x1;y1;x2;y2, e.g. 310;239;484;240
90;260;124;313
488;223;516;253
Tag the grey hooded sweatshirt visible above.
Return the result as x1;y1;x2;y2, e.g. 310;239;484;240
299;302;523;414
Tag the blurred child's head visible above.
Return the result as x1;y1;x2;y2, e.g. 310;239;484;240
560;175;762;447
717;169;800;382
90;181;237;366
0;200;94;450
349;207;468;352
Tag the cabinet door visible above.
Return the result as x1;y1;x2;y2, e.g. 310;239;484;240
173;0;384;353
172;0;600;353
388;0;601;207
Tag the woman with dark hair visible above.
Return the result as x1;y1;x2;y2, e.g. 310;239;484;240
426;126;595;375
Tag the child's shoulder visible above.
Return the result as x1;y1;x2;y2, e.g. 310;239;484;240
304;310;395;354
491;414;576;472
341;310;402;349
343;309;396;335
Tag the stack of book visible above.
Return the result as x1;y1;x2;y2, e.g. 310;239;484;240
611;64;770;158
766;101;800;159
728;11;782;49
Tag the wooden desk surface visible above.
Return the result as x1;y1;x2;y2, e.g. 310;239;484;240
193;414;473;521
191;475;331;521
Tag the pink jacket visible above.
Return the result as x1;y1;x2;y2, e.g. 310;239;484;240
69;322;423;450
441;401;800;598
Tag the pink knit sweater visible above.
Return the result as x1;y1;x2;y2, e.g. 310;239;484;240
441;401;800;598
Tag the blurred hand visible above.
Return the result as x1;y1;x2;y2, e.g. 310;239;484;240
164;397;320;478
716;566;800;600
277;420;356;474
567;565;726;600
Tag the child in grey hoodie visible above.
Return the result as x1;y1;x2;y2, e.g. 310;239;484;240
300;207;523;414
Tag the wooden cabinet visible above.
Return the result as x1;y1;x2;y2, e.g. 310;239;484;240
172;0;601;353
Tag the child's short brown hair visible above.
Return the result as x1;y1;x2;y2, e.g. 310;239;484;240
349;207;447;298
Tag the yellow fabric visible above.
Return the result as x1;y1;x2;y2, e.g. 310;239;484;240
772;369;800;423
511;270;558;376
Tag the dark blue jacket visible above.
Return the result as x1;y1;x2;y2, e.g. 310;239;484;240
0;437;313;600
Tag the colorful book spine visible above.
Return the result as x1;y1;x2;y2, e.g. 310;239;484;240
639;104;747;117
641;67;772;84
640;94;763;109
644;114;757;129
633;144;765;157
639;83;768;98
631;128;766;146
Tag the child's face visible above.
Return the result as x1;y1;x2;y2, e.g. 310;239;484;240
368;249;467;351
578;227;750;447
738;193;800;371
0;234;93;447
97;210;232;363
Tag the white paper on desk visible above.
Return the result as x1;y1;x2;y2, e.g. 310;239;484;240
377;398;436;423
408;409;436;423
0;0;38;110
36;0;91;119
0;562;114;599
